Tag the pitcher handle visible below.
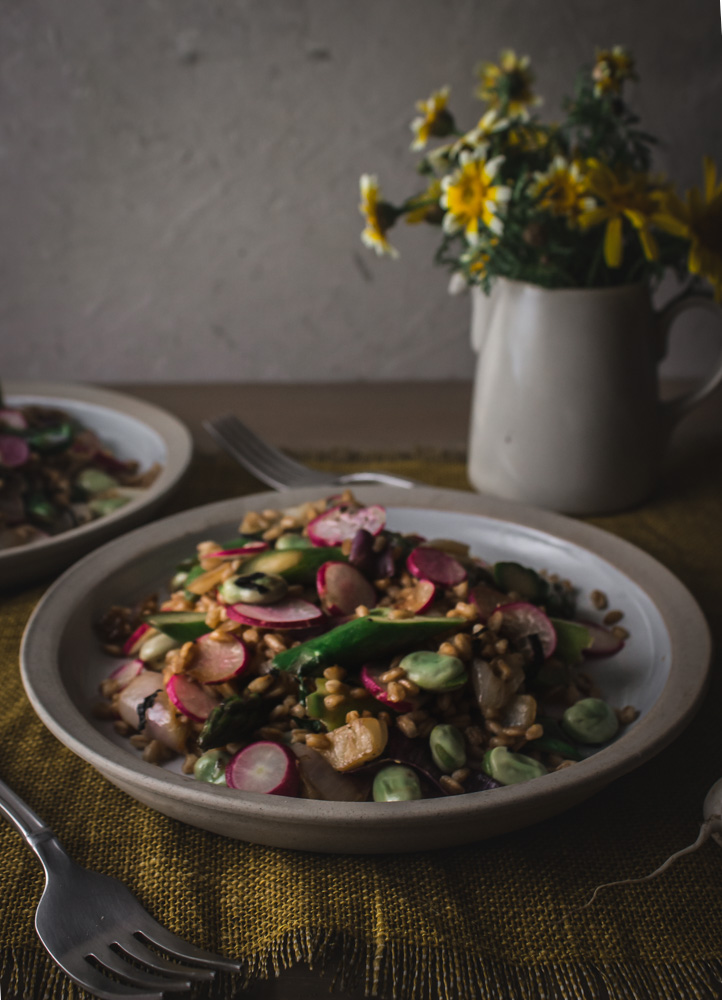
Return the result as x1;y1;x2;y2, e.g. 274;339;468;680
657;295;722;426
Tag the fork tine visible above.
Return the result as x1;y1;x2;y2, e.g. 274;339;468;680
134;912;242;973
204;416;329;488
90;945;192;992
60;959;165;1000
116;933;216;981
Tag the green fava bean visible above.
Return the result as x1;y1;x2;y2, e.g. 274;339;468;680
373;765;423;802
193;749;229;785
138;631;181;664
483;746;547;785
562;698;619;744
400;650;467;691
275;533;313;550
429;724;467;773
220;572;288;606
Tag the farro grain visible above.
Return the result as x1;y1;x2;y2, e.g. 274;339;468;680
604;609;624;625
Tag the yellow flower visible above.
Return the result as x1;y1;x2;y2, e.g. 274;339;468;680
441;151;511;240
460;239;497;280
358;174;398;258
405;179;443;225
531;157;596;227
452;108;510;155
653;158;722;300
476;50;540;118
410;86;455;151
578;160;661;267
592;46;636;97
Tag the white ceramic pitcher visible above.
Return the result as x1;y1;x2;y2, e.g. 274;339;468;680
467;279;722;514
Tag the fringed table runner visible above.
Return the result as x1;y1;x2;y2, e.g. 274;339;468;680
2;447;722;1000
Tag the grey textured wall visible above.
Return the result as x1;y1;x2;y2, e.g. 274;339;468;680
1;0;721;382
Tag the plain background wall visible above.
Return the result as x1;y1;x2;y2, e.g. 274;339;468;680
1;0;721;383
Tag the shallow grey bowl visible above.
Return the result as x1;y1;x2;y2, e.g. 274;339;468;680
21;486;710;853
1;381;192;589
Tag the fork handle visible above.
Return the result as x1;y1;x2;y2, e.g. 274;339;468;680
336;471;421;489
0;775;60;857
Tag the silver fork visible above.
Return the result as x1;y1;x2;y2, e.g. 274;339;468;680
0;776;241;999
203;414;419;491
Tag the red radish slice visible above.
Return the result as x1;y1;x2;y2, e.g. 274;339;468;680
360;664;415;713
191;634;250;684
406;546;467;587
226;597;324;629
394;579;436;614
0;409;28;431
497;602;557;658
225;741;299;797
123;623;153;656
205;542;269;558
317;561;377;616
579;620;626;658
108;658;144;691
166;674;219;722
470;582;508;621
307;504;386;547
0;435;30;469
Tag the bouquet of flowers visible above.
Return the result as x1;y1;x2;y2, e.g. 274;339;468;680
358;48;722;300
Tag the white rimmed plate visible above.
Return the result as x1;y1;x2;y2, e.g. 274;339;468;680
1;381;192;588
20;485;710;853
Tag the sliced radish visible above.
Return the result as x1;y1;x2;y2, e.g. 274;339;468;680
166;674;219;722
470;582;508;621
497;602;557;659
394;579;436;614
307;504;386;547
225;741;300;797
108;658;144;691
0;435;30;469
191;634;250;684
122;623;154;656
360;663;415;713
226;596;324;629
406;546;467;587
578;619;625;658
0;409;28;431
204;542;269;558
317;561;377;616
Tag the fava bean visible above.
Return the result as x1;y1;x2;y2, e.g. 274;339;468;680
562;698;619;745
193;749;229;785
400;650;467;691
429;724;467;773
482;746;547;785
372;765;422;802
138;631;181;664
220;572;288;606
275;533;313;550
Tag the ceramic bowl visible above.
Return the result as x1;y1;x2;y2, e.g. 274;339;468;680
1;381;192;589
20;486;711;853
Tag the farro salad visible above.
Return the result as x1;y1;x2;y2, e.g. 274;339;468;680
0;402;161;550
95;493;636;803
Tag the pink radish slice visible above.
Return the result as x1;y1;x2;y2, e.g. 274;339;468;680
406;546;467;587
579;620;625;658
166;674;219;722
0;409;28;431
108;658;144;690
317;561;377;616
497;602;557;658
123;623;153;656
225;741;300;797
360;664;415;713
394;579;436;614
0;435;30;468
205;542;269;558
470;582;508;621
191;634;250;684
307;504;386;547
226;596;324;629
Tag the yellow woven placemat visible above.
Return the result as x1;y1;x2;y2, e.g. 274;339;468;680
2;448;722;1000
